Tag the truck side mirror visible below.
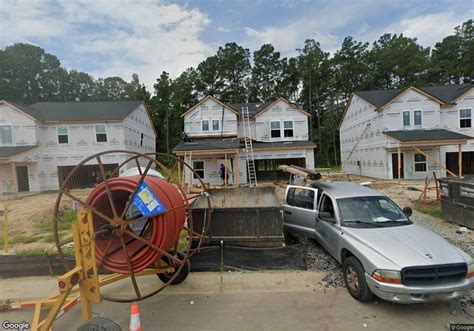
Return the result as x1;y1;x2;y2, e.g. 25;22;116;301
319;211;336;223
402;207;412;217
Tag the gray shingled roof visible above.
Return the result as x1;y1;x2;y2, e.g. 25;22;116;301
0;146;37;157
383;129;472;142
252;140;316;149
24;101;143;122
354;84;473;108
173;139;240;152
7;101;44;121
420;84;473;104
354;89;403;108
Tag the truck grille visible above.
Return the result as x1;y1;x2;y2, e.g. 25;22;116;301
401;263;467;286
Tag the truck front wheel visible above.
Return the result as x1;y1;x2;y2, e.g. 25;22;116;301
342;256;373;302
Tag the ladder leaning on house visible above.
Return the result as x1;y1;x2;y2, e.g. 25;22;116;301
241;106;258;187
343;122;371;165
182;151;193;193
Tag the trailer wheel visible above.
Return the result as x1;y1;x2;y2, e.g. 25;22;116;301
76;317;122;331
342;257;373;303
157;251;191;285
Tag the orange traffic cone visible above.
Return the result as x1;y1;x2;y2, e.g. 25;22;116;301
129;302;143;331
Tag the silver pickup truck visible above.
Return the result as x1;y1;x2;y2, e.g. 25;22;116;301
283;181;474;303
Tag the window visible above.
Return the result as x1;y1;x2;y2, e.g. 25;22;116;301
402;111;410;126
0;125;12;144
212;119;220;131
283;120;294;137
193;161;204;179
460;109;471;128
270;121;281;138
140;133;144;146
95;124;107;142
201;120;209;131
319;194;335;219
286;187;316;210
414;153;426;172
414;110;422;126
57;126;68;144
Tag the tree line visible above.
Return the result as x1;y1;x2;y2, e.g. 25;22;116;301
0;19;472;166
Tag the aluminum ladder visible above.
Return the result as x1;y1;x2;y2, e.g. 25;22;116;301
343;122;371;165
182;151;193;193
242;106;257;187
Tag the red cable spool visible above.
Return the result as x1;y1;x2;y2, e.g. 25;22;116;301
85;175;186;274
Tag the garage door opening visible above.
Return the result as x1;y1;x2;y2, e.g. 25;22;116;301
446;152;474;176
255;158;305;180
58;164;119;189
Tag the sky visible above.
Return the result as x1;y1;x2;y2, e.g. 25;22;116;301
0;0;472;89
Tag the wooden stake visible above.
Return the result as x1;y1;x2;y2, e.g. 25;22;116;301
458;144;462;177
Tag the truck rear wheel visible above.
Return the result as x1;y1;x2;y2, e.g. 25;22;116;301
342;257;373;303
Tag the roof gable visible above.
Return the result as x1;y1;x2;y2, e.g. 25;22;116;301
253;97;310;118
0;100;42;121
181;96;240;118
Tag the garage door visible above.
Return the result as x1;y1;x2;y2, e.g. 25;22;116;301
58;164;119;189
446;152;474;176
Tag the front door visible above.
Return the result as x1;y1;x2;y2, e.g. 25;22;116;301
16;166;29;192
392;153;404;179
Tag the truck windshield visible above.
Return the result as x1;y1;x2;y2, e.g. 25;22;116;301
337;196;412;228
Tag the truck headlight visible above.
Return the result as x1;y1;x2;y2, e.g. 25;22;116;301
372;270;401;284
467;263;474;279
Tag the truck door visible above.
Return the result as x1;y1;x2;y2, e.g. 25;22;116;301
283;185;318;238
316;193;341;258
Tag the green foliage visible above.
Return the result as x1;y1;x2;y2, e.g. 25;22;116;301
9;235;41;244
37;210;77;233
412;201;444;219
15;247;57;256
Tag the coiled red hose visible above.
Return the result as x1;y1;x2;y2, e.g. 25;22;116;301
86;176;186;274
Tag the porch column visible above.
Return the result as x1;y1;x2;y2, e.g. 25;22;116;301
11;162;18;194
458;144;462;177
224;152;227;187
397;147;401;184
235;154;239;187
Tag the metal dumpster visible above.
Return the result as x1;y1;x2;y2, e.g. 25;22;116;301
438;175;474;229
191;187;283;247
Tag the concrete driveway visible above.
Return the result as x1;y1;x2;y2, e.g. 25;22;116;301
1;271;471;330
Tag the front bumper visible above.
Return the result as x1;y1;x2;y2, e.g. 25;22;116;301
365;274;474;304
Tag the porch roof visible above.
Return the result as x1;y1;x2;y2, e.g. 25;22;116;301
173;138;240;153
384;129;472;145
0;145;37;158
252;140;316;149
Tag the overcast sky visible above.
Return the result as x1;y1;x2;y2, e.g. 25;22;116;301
0;0;472;88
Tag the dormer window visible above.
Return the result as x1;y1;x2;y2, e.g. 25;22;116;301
0;125;12;145
270;121;281;138
202;120;209;131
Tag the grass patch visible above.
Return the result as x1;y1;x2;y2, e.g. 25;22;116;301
9;235;41;244
15;247;57;256
38;210;77;232
412;200;444;219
